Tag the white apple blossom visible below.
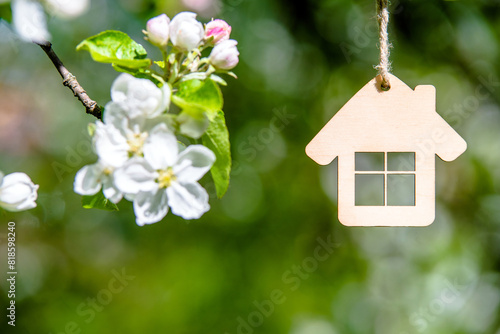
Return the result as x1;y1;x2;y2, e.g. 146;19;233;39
12;0;51;43
0;172;39;212
74;161;123;203
70;13;238;222
114;124;215;225
145;14;170;48
95;103;173;165
169;12;204;51
73;100;176;211
209;39;239;70
111;73;171;119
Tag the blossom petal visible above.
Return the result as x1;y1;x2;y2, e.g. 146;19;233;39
174;145;215;183
110;73;135;105
103;102;127;128
12;0;51;43
143;123;178;170
166;182;209;220
102;177;123;204
0;172;39;212
178;111;209;139
143;114;175;134
114;158;158;195
93;121;129;168
133;189;169;226
158;83;171;114
111;73;165;118
74;164;103;195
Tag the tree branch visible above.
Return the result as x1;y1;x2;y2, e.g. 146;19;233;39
36;41;102;119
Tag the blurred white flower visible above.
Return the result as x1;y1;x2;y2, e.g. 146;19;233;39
145;14;170;48
12;0;51;43
205;19;231;45
0;172;39;212
11;0;90;43
111;73;171;119
44;0;90;18
114;123;215;225
169;12;204;51
209;39;239;70
74;161;123;203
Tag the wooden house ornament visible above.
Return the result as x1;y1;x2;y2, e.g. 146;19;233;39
306;74;467;227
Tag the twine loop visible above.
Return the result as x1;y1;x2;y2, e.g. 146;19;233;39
375;0;391;90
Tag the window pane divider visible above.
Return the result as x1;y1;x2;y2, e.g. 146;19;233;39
354;151;416;207
384;152;387;206
355;171;415;174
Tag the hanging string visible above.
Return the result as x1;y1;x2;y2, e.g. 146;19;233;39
376;0;391;89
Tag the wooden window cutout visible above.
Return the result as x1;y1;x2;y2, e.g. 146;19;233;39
387;152;415;171
387;174;415;206
355;174;385;206
355;152;416;207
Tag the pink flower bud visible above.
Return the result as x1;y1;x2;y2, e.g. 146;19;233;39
209;39;239;70
204;19;231;45
146;14;170;48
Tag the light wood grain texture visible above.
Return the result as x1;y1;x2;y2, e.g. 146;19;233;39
306;74;467;227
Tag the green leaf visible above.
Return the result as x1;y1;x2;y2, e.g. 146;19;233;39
154;60;165;68
202;111;231;198
82;191;119;211
112;64;145;75
172;79;223;120
77;30;151;69
111;65;162;86
0;6;12;24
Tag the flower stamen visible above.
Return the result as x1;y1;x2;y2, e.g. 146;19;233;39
103;167;113;176
127;132;148;156
157;167;176;188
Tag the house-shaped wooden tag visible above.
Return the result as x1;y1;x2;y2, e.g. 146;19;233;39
306;74;467;227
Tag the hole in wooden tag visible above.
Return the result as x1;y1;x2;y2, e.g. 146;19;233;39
355;174;385;206
387;174;415;206
380;83;391;91
387;152;415;171
355;152;384;171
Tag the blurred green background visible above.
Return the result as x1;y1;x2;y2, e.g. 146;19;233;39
1;0;500;333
